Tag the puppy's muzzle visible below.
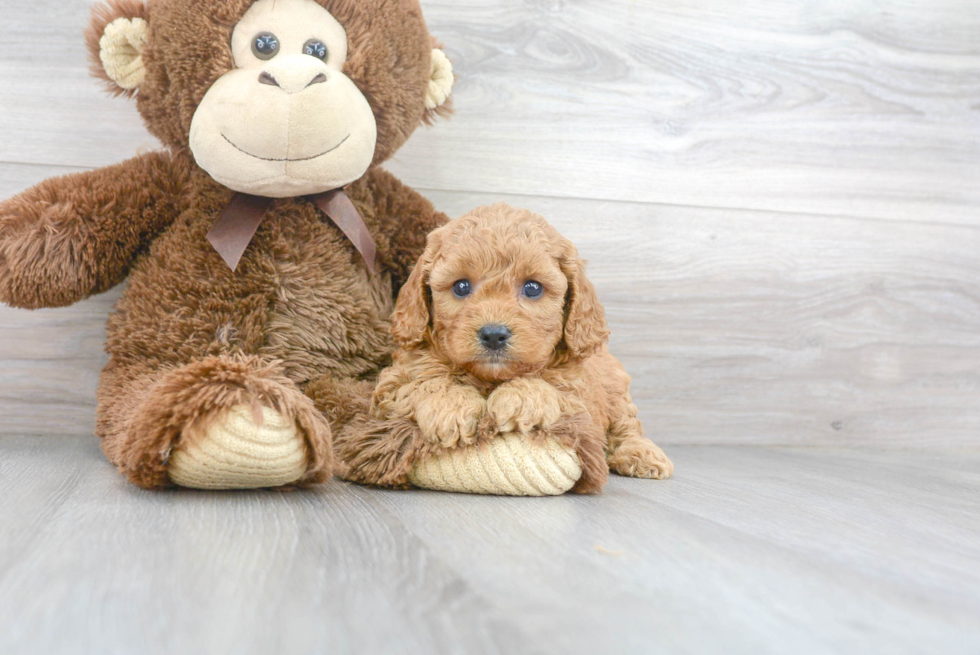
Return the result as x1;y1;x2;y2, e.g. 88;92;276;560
478;324;511;352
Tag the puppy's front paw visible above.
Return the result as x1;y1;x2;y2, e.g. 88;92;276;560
608;439;674;480
487;378;563;435
414;385;487;448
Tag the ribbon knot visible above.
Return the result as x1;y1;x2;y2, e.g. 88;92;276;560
206;189;377;274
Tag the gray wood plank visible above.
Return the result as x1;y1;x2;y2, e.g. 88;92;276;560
0;436;535;655
2;2;979;653
625;446;980;597
2;1;979;223
427;190;980;447
3;165;980;446
397;0;980;223
360;448;980;654
2;441;978;655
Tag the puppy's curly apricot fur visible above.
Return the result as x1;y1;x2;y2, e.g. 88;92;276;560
335;203;673;492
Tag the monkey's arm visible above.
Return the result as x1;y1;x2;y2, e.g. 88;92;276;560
0;151;189;309
350;167;449;291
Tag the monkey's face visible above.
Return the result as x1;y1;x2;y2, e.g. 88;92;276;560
188;0;377;198
87;0;453;195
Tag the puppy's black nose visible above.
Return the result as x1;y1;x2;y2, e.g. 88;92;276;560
479;324;511;351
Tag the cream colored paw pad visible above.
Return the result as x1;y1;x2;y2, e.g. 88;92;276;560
408;434;581;496
168;405;308;490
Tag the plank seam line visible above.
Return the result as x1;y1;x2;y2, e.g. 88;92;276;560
412;186;980;233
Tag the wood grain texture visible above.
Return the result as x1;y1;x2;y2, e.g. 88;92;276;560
1;1;979;223
3;164;980;446
0;436;529;655
2;1;979;446
1;441;978;655
399;0;980;223
427;190;980;447
2;2;980;653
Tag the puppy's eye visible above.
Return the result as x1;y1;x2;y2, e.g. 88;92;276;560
452;279;472;298
523;281;544;299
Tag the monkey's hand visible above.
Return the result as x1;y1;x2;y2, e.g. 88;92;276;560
0;152;186;309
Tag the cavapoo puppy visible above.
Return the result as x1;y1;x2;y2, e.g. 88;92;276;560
335;203;673;493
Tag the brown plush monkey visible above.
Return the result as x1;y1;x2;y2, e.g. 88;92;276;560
0;0;455;489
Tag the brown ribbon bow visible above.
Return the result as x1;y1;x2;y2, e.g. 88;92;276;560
206;189;377;274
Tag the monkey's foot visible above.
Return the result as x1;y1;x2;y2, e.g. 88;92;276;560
168;405;308;489
408;433;581;496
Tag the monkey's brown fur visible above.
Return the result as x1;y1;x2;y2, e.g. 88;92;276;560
0;0;449;488
335;204;673;493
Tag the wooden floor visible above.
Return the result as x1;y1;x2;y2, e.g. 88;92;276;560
1;440;978;655
2;0;979;447
2;0;980;653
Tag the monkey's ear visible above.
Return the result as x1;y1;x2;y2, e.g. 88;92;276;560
422;44;454;124
86;0;150;97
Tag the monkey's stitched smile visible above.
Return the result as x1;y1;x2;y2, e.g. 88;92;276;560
221;133;350;162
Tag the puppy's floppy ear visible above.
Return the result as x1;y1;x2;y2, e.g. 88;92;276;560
559;239;609;361
86;0;150;97
391;230;443;349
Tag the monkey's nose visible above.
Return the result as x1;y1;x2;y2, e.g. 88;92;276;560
258;65;329;94
479;324;512;351
306;73;328;86
258;71;280;87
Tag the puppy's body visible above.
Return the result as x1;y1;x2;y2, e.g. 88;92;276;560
546;346;671;480
337;203;672;492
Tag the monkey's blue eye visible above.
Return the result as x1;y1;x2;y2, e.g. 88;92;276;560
252;33;280;60
523;281;544;298
452;280;472;298
304;39;328;61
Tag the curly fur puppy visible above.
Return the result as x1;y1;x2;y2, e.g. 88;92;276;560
335;203;673;492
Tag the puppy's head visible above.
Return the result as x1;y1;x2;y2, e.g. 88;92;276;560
391;203;609;381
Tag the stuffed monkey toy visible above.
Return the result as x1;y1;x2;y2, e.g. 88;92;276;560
0;0;454;489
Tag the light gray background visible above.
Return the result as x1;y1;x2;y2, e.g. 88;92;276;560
1;1;978;653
